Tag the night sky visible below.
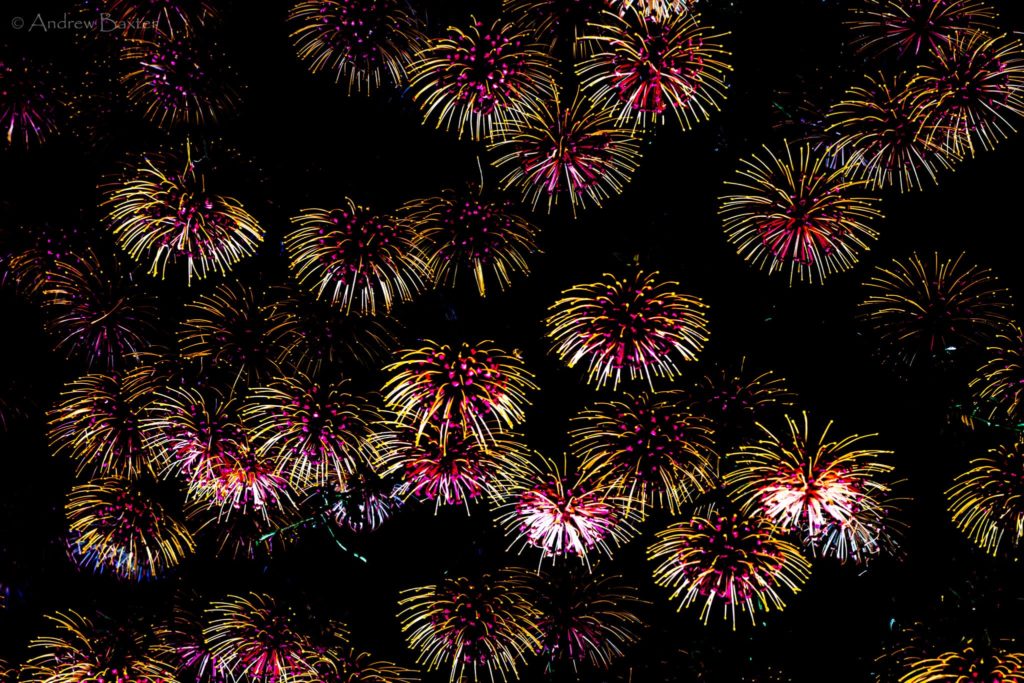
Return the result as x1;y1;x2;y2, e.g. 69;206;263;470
2;1;1024;681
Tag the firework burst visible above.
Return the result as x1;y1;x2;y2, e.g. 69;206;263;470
87;0;219;37
66;477;195;581
648;510;812;628
372;417;532;509
826;72;957;192
489;90;642;215
913;31;1024;157
286;199;427;315
970;324;1024;426
0;58;60;148
398;570;541;682
264;286;401;375
103;143;264;284
144;386;292;515
612;1;697;21
152;596;234;683
205;593;316;683
22;611;166;683
847;0;997;58
720;142;882;284
858;252;1012;368
520;567;646;670
382;341;536;450
725;413;899;563
289;0;426;94
328;465;404;534
948;437;1024;556
143;385;245;480
49;366;163;479
402;186;540;297
577;9;730;129
410;17;557;141
694;359;795;431
179;281;286;386
188;442;292;516
571;391;717;516
546;270;709;389
243;374;375;489
897;643;1024;683
120;30;239;127
40;248;158;369
497;455;637;568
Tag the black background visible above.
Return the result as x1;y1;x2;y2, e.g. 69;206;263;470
2;0;1024;680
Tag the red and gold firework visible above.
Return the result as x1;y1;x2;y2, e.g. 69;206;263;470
179;281;287;385
725;413;899;563
847;0;997;58
204;593;316;683
721;142;882;283
648;509;812;628
577;9;730;129
401;186;540;297
286;199;427;316
410;17;557;141
948;437;1024;556
103;143;264;284
289;0;426;94
49;366;163;479
66;477;195;581
571;391;717;516
489;90;642;215
546;270;709;388
244;373;376;490
912;30;1024;156
826;73;957;192
382;341;536;451
372;417;532;509
398;570;541;683
40;249;158;369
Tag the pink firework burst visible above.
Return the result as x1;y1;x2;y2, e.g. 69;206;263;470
382;341;537;451
648;509;812;628
289;0;426;94
243;373;377;490
489;90;642;215
410;17;558;141
497;456;636;568
285;198;427;315
120;30;239;127
372;417;532;509
577;8;730;128
725;412;900;563
204;593;316;683
720;141;883;283
0;58;61;149
546;270;709;389
571;391;718;516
